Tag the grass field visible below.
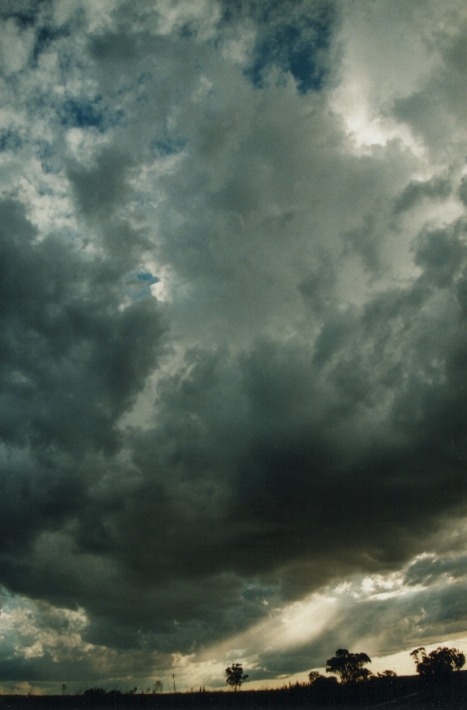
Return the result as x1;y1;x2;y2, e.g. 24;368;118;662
1;673;467;710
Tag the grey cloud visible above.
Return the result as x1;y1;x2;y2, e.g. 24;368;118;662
459;176;467;207
255;563;467;677
393;176;452;215
0;197;166;613
38;210;467;651
0;660;43;683
391;21;467;159
67;150;134;220
413;222;466;287
76;235;467;611
0;199;166;454
405;554;467;587
363;580;467;653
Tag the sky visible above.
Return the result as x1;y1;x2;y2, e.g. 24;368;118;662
0;0;467;695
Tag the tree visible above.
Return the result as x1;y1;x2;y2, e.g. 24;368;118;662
377;670;397;678
410;646;465;678
153;680;163;693
308;670;323;684
225;663;249;690
83;688;106;699
326;648;372;683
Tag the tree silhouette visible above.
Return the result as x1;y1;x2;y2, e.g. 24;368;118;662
83;688;106;699
410;646;465;678
308;670;323;684
225;663;249;690
326;648;372;683
153;680;163;693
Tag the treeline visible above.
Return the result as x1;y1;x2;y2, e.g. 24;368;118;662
224;645;465;693
306;644;465;686
1;645;465;709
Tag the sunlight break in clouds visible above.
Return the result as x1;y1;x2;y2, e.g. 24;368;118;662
160;552;467;689
0;0;466;694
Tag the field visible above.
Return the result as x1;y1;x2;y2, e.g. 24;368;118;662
1;674;467;710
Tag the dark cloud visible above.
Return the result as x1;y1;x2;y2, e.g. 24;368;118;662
405;554;467;587
0;199;165;452
458;176;467;207
0;196;166;608
393;176;452;215
68;149;134;221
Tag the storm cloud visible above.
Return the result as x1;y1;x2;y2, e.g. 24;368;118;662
0;0;467;692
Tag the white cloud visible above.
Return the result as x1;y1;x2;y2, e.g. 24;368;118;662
0;18;35;75
152;0;221;39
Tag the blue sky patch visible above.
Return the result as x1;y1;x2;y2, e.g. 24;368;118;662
1;4;41;28
0;130;22;153
249;15;333;92
32;24;71;65
124;271;160;301
221;0;334;93
137;272;159;285
60;98;105;130
151;137;187;157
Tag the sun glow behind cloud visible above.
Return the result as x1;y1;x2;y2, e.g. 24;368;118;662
1;544;467;693
179;550;467;689
330;78;424;155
